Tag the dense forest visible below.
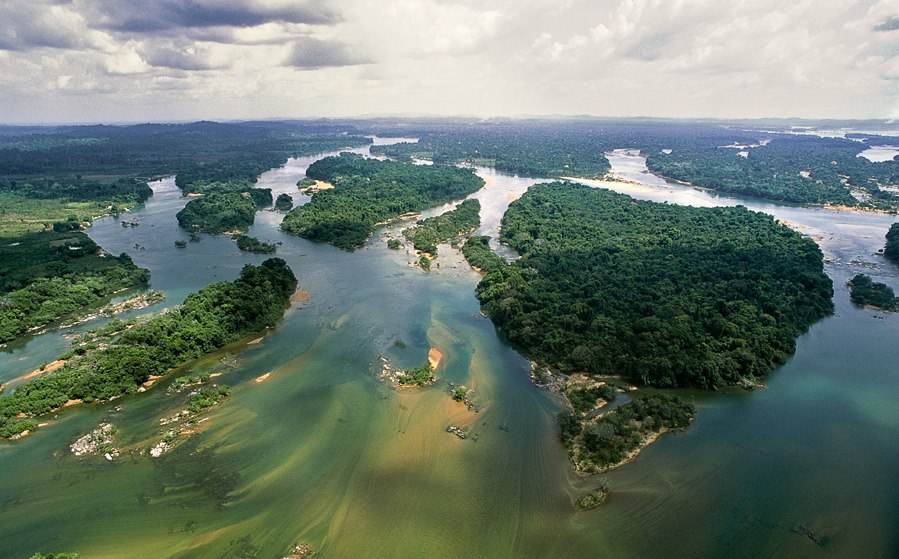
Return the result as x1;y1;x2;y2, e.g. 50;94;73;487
176;189;271;234
0;121;370;184
848;274;897;310
0;177;152;205
474;182;833;388
460;236;506;273
367;119;899;210
885;223;899;264
645;135;899;209
274;193;294;211
0;258;297;438
0;232;149;343
370;122;612;178
402;199;480;254
281;153;484;249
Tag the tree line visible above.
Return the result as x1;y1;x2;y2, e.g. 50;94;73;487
0;258;297;438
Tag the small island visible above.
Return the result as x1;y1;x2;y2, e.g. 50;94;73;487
232;234;277;254
848;274;897;311
274;192;294;211
281;153;484;250
176;189;272;234
402;198;481;255
397;362;436;386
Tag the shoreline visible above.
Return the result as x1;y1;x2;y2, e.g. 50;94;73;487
564;174;898;217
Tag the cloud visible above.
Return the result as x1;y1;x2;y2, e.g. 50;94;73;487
283;38;370;69
83;0;341;33
140;44;225;71
0;0;896;123
0;3;103;51
874;16;899;31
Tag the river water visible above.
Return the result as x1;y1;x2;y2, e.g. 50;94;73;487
0;145;896;558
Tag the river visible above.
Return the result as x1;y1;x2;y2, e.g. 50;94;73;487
0;144;896;558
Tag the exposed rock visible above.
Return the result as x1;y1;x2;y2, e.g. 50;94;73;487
70;423;117;457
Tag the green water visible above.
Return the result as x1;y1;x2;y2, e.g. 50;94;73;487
1;147;896;558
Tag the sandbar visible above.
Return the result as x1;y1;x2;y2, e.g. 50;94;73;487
428;347;443;370
13;359;66;383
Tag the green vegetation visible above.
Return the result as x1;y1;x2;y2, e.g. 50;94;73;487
398;363;435;386
370;119;898;210
0;193;108;237
1;177;151;204
460;236;506;273
0;232;149;343
186;385;232;414
176;190;271;234
848;274;897;310
274;193;294;211
575;478;612;511
281;153;484;250
296;177;317;189
402;199;480;254
567;385;617;415
387;238;403;250
0;258;297;438
29;553;79;559
0;121;370;191
418;255;432;271
885;223;899;264
232;234;277;254
173;372;211;388
475;182;833;388
370;123;611;178
452;386;468;402
646;136;899;209
559;394;695;473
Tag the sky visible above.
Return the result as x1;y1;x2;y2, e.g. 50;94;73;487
0;0;897;124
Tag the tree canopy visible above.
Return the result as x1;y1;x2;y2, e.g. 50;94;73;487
0;258;297;438
403;199;480;255
281;153;484;250
474;182;833;388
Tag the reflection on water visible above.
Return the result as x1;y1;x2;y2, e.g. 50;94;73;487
857;146;899;163
0;145;897;558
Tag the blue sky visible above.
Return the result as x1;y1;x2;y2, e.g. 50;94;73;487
1;0;897;123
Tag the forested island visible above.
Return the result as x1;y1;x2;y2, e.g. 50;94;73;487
848;274;897;310
0;258;297;438
274;193;294;211
885;223;899;264
559;393;695;473
281;153;484;249
402;199;480;255
471;182;833;389
232;234;277;254
0;232;149;343
176;189;272;234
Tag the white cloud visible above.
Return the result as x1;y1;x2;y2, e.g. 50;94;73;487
0;0;896;122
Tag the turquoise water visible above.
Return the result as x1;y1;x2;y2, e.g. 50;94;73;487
0;146;896;558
